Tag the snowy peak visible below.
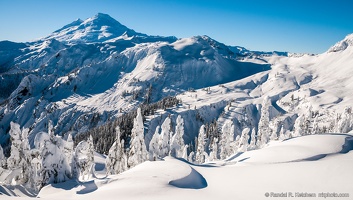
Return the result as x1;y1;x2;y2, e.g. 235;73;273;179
170;35;235;58
43;13;144;43
327;33;353;52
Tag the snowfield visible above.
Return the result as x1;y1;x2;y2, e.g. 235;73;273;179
1;134;352;200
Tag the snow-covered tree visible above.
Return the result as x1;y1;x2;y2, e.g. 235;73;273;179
249;128;257;150
233;135;240;152
158;116;172;157
181;144;189;160
19;127;31;184
63;133;74;174
73;135;95;181
128;108;148;168
237;128;250;152
269;118;282;141
0;145;5;168
149;126;160;161
188;151;195;163
7;122;23;169
106;126;127;175
195;125;208;164
37;132;72;187
6;122;33;185
219;120;234;159
312;115;319;134
170;115;185;158
208;137;218;161
293;114;304;137
335;107;353;133
87;135;95;165
269;129;278;141
278;125;287;141
257;96;271;148
29;149;41;190
119;139;128;172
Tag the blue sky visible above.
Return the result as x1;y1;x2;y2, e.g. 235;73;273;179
0;0;352;53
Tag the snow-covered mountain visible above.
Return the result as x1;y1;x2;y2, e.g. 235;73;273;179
42;13;178;44
0;13;352;146
0;13;271;145
42;13;145;43
1;13;353;199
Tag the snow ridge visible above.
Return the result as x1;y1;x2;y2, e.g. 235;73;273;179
328;33;353;52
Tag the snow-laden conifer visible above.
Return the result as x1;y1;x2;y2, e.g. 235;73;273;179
128;108;148;168
170;115;185;158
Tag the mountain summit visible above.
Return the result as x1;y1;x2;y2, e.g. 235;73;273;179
42;13;145;43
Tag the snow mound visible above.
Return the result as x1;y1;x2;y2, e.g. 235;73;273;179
229;134;353;164
169;167;207;189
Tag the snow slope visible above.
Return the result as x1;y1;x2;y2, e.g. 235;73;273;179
2;134;352;199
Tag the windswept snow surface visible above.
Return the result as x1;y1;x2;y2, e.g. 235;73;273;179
1;134;352;199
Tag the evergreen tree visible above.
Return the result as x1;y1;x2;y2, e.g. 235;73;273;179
188;151;195;163
128;108;148;168
233;135;240;152
269;129;278;141
0;145;5;168
293;114;304;137
149;126;160;161
312;115;319;134
7;122;22;169
257;96;271;148
38;132;71;187
170;115;185;158
159;116;172;157
64;133;74;175
336;107;353;133
181;144;189;160
208;137;218;161
119;139;128;172
278;125;287;141
73;135;95;181
29;149;42;191
106;126;126;175
20;127;31;184
249;128;257;150
6;122;33;185
237;128;250;152
195;125;208;164
219;120;234;159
